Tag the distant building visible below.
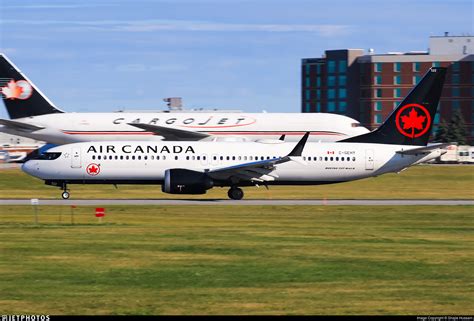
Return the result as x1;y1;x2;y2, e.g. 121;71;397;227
0;133;43;162
0;132;43;147
302;34;474;143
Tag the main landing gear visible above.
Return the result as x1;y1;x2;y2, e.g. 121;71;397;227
61;183;70;200
227;187;244;200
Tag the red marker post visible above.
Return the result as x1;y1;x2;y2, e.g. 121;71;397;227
95;207;105;223
70;205;77;225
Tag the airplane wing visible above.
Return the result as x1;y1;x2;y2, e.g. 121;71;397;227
396;143;455;155
0;118;45;132
207;132;309;183
127;123;210;141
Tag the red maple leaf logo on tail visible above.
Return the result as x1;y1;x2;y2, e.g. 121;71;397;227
1;80;24;99
395;104;431;138
401;108;426;131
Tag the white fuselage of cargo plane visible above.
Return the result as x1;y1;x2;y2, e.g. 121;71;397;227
1;112;369;145
22;139;443;199
0;53;368;144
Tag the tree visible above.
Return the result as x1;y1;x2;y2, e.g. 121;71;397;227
434;110;468;145
447;110;468;145
434;120;449;142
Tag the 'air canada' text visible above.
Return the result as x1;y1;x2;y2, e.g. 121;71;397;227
87;145;195;154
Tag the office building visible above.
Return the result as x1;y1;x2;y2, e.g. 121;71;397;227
302;34;474;143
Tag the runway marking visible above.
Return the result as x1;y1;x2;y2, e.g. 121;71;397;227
0;199;473;206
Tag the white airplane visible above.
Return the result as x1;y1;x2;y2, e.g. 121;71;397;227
0;53;368;144
22;67;449;200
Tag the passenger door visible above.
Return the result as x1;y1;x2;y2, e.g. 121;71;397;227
71;147;81;168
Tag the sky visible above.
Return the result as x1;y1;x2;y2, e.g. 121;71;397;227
0;0;472;119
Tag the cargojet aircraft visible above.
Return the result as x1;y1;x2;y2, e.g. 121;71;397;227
0;53;368;144
22;67;449;200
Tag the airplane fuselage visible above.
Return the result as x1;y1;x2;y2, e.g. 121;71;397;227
2;112;369;144
22;140;442;187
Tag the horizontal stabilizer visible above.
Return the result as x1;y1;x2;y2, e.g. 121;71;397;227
0;118;44;132
127;123;210;141
396;143;455;155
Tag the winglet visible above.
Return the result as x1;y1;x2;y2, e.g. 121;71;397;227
288;132;310;157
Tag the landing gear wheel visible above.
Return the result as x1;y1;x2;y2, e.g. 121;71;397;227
228;187;244;200
61;191;70;199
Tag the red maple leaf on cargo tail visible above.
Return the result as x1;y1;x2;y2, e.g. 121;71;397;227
0;80;24;99
400;108;426;137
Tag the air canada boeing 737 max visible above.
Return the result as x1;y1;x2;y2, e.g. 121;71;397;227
22;68;448;200
0;53;368;144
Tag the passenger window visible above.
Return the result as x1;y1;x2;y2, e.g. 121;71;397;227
226;156;230;160
330;157;333;161
175;156;178;160
336;157;339;161
144;156;148;160
109;156;113;160
324;157;328;161
92;155;96;160
232;156;236;160
186;156;190;160
341;157;344;161
132;156;136;160
163;156;166;160
126;156;129;160
151;155;154;160
98;155;101;160
115;155;118;160
244;156;247;161
213;156;217;161
220;156;223;160
157;156;160;160
138;156;141;160
197;156;200;160
352;157;356;161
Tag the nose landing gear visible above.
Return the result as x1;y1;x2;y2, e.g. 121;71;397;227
227;187;244;200
61;183;70;199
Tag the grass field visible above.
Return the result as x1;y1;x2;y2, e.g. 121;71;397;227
1;164;473;200
0;205;473;315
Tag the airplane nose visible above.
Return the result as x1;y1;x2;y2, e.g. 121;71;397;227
22;161;37;176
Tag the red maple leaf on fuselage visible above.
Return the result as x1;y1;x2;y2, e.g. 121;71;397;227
0;80;24;99
88;165;98;174
401;108;426;131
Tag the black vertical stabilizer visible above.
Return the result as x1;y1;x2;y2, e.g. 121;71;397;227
0;54;64;119
341;67;446;146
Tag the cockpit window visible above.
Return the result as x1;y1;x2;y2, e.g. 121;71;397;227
34;152;62;160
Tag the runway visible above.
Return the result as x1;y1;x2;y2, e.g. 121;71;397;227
1;199;473;206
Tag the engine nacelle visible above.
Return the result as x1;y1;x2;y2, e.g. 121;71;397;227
162;169;214;194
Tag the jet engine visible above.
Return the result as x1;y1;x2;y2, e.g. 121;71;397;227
162;169;214;194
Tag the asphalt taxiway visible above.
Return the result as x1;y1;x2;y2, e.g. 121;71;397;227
0;199;473;206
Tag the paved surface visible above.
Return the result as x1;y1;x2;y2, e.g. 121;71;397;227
0;199;473;206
